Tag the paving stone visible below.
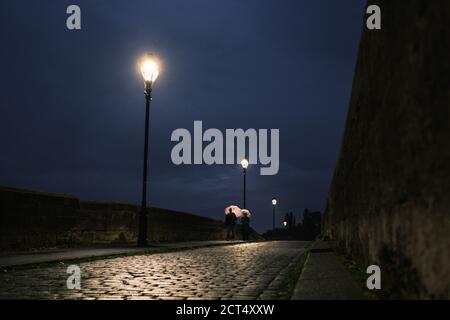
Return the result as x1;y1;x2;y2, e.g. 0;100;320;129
0;241;309;300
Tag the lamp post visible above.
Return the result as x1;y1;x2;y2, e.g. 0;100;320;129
137;53;160;247
241;158;249;209
272;197;277;231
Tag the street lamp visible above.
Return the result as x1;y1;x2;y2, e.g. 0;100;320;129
272;197;277;231
137;53;160;247
241;158;249;209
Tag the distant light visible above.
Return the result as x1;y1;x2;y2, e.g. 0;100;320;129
283;221;287;227
272;197;277;206
140;53;159;83
241;158;249;169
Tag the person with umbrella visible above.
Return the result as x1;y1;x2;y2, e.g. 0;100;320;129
225;207;237;240
241;210;251;241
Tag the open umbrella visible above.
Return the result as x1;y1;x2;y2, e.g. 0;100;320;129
241;209;252;217
224;205;243;218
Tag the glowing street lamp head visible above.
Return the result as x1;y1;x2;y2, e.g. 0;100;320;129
140;53;159;83
283;221;288;227
272;197;277;206
241;158;249;169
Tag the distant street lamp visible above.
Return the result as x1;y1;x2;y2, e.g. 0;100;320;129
283;221;288;228
137;53;160;247
241;158;249;209
272;197;277;231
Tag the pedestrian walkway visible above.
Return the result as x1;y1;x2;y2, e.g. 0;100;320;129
0;241;308;300
292;240;366;300
0;241;243;268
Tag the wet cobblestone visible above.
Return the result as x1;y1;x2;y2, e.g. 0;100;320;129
0;241;309;300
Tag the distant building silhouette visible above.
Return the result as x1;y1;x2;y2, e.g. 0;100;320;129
263;208;322;241
300;208;322;240
284;212;295;228
302;208;321;229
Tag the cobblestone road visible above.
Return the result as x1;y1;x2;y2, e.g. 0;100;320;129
0;241;309;300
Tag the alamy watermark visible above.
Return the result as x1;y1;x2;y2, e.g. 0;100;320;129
65;4;381;31
66;265;81;289
66;5;81;30
366;265;381;290
171;121;279;176
366;5;381;30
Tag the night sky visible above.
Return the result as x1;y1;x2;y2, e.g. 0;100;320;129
1;0;366;233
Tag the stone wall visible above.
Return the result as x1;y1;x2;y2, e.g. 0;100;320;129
324;1;449;298
0;186;261;250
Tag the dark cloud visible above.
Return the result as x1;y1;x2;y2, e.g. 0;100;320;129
0;0;366;232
